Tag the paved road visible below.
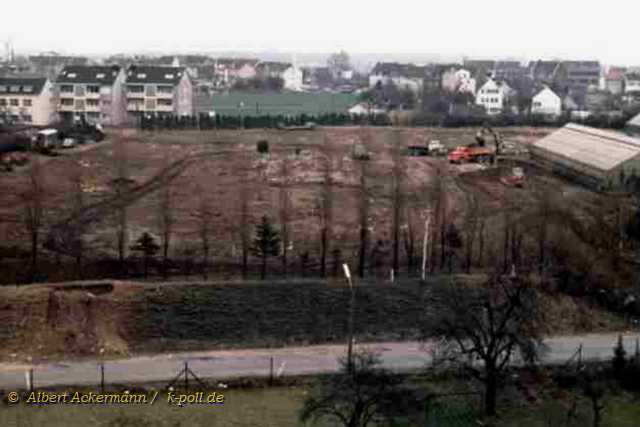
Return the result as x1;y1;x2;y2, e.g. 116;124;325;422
0;332;638;390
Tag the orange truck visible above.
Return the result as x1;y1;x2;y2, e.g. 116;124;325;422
448;146;495;164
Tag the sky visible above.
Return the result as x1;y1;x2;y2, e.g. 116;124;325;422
2;0;639;65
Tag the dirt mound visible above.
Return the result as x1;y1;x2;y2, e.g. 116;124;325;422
0;282;134;362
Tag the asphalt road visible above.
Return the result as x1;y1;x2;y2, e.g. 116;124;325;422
0;332;638;390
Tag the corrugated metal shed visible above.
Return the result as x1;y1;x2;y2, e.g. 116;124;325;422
532;123;640;173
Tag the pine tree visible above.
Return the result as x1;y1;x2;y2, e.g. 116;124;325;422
251;216;281;280
130;232;160;279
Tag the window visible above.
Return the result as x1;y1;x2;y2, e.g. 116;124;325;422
157;85;173;94
67;73;77;78
96;73;105;79
60;85;73;93
146;85;157;97
75;99;85;110
157;99;173;106
87;85;100;93
164;74;174;79
0;85;6;92
75;86;85;97
60;98;74;106
22;115;32;123
10;99;19;106
145;99;156;110
128;85;144;93
87;99;99;107
137;73;147;79
9;86;20;93
23;99;32;107
22;86;33;93
0;99;6;106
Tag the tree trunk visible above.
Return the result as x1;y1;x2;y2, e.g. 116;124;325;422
261;254;267;280
162;240;169;281
484;368;498;416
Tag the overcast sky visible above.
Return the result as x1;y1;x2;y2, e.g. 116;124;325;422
2;0;639;65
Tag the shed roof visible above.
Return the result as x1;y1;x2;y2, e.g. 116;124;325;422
533;123;640;172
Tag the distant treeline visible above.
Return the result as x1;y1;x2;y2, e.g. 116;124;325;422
138;111;632;131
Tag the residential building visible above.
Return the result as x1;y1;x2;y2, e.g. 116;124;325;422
368;62;425;93
604;67;626;95
493;61;527;81
531;123;640;190
255;62;303;91
624;71;640;95
554;61;601;93
441;68;476;95
125;66;194;118
0;77;56;125
56;65;126;125
531;86;562;116
213;58;259;86
528;60;561;84
475;78;513;115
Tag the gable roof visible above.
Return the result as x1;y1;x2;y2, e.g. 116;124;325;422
126;66;186;85
57;65;122;85
0;77;48;95
533;123;640;172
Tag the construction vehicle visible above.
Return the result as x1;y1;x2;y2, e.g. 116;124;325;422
448;126;502;164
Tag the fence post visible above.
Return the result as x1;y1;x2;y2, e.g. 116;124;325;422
100;363;105;393
184;362;189;392
269;357;274;386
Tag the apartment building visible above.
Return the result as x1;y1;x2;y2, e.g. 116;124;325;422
124;66;193;118
0;77;56;125
56;65;126;125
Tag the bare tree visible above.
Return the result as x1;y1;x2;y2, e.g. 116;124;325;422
279;154;292;276
22;155;45;282
390;130;405;276
113;132;129;273
356;131;372;279
237;151;252;278
194;188;213;280
68;156;86;279
157;147;175;281
427;275;544;416
318;135;334;277
462;193;481;274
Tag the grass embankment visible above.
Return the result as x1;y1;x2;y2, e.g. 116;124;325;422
0;276;630;362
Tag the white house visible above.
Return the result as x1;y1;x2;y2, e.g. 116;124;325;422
475;78;512;115
0;77;56;126
531;87;562;116
625;72;640;94
282;66;303;91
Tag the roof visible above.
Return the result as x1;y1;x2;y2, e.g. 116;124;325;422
57;66;122;85
533;123;640;172
126;66;186;85
0;77;47;95
370;62;426;79
255;62;292;73
627;113;640;129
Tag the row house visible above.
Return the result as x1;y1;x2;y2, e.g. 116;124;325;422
124;66;194;118
56;66;126;125
0;77;56;125
213;58;259;86
604;67;626;95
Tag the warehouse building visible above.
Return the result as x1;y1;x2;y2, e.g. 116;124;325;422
530;123;640;191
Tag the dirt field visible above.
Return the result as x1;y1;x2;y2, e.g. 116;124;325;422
0;126;557;283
